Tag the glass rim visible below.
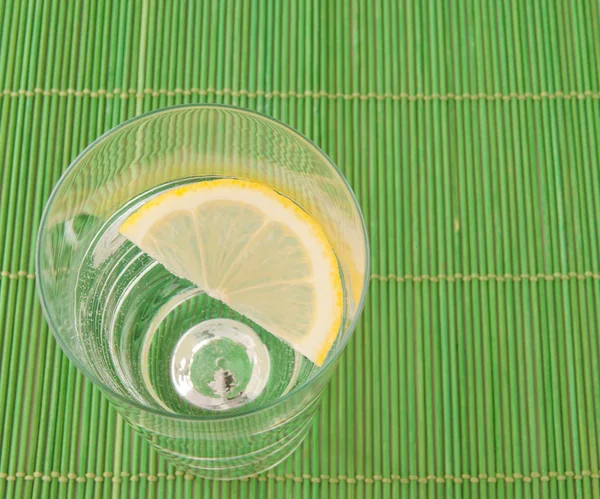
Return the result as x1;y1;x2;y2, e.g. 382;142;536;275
35;103;370;422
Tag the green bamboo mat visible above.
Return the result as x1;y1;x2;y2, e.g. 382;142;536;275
1;0;600;497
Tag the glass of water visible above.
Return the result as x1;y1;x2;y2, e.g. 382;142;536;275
36;105;369;479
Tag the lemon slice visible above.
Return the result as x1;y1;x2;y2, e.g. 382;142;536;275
119;179;343;365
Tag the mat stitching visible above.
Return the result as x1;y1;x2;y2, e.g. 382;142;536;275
371;271;600;283
4;270;600;282
0;470;597;484
1;270;36;280
1;88;600;101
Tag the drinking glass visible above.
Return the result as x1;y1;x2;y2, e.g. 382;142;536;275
36;105;369;478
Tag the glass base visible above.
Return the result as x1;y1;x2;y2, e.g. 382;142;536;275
171;318;271;411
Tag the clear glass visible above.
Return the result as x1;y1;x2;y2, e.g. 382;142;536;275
36;105;369;479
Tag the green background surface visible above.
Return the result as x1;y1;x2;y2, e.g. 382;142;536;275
1;0;600;497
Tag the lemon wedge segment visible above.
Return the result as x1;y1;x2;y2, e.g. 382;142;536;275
119;179;343;365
